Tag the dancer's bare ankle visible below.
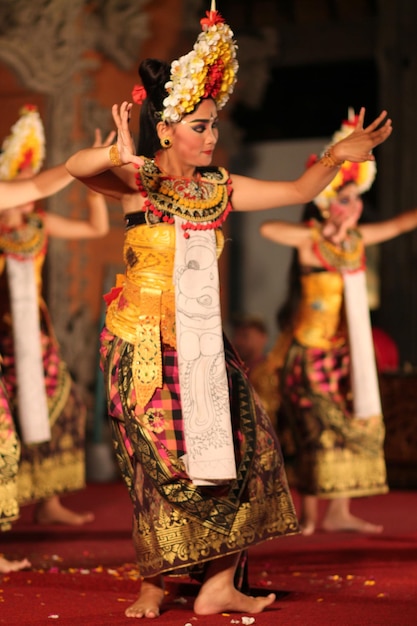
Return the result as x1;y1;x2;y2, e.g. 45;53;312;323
35;498;94;526
299;519;316;536
322;513;383;534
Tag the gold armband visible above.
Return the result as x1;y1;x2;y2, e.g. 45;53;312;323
109;144;123;167
320;146;345;168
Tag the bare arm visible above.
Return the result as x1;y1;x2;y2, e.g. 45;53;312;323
231;108;392;212
44;188;109;239
360;207;417;246
44;129;113;238
0;164;73;210
260;219;311;248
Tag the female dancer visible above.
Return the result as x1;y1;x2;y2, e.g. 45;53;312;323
0;107;111;534
260;111;417;536
66;4;392;618
0;120;74;573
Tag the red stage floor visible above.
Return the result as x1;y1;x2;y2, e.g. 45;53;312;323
1;483;416;625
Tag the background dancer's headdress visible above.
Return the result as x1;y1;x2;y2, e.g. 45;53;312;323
0;104;46;181
308;108;377;212
132;0;238;123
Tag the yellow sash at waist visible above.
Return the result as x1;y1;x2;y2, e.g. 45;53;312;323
293;271;346;349
104;222;224;406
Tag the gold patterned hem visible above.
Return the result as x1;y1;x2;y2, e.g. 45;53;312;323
297;447;388;498
133;490;299;578
303;486;389;500
141;531;300;578
17;453;85;505
0;483;19;530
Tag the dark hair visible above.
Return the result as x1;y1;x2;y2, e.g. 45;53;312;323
276;202;321;333
231;314;268;335
137;58;171;158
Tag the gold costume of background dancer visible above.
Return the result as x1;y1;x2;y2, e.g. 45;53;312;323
0;106;111;526
261;111;417;536
0;135;87;572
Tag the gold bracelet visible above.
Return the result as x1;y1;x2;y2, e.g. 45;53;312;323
109;144;123;167
320;146;345;168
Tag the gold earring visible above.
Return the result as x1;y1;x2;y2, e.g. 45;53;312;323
160;137;172;149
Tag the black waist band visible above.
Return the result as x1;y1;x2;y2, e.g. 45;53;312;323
125;211;147;229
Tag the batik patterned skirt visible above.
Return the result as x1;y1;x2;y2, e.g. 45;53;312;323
281;340;388;498
100;327;298;578
0;323;87;504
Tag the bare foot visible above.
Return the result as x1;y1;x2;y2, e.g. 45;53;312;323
299;519;316;536
299;495;318;536
35;497;94;526
322;513;383;534
194;585;276;616
125;578;165;618
0;555;31;573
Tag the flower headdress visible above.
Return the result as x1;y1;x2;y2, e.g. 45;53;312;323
0;104;46;181
132;0;238;123
310;108;377;212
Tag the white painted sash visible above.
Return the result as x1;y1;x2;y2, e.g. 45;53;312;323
6;256;50;443
344;270;382;419
174;217;236;485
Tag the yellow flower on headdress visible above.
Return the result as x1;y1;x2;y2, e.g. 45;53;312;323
0;105;46;181
312;109;377;212
162;1;238;123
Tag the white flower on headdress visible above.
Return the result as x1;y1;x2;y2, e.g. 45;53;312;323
0;105;45;181
313;111;377;211
162;8;238;123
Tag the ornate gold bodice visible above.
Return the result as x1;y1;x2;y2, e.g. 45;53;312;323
105;221;225;406
105;222;225;347
293;270;346;349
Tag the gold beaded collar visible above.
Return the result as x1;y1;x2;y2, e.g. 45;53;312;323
135;157;233;234
0;213;46;258
311;220;365;272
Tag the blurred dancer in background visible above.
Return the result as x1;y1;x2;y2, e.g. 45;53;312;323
261;111;417;536
0;106;111;529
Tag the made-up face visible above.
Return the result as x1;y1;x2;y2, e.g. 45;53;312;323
329;182;364;228
170;98;219;169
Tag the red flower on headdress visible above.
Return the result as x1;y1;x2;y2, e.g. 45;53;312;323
19;148;34;171
132;85;147;105
203;59;224;99
200;10;225;28
340;161;359;185
305;154;318;169
342;115;359;129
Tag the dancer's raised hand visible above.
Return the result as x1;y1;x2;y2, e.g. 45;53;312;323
111;102;144;168
332;107;392;163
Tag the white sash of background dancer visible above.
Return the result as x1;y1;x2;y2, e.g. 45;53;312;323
174;217;237;485
6;256;51;443
343;269;382;418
